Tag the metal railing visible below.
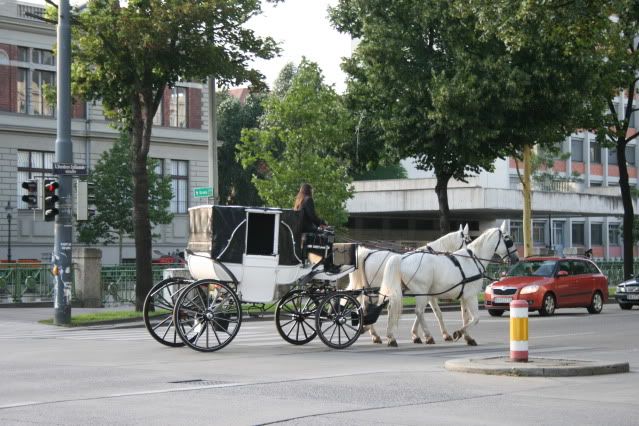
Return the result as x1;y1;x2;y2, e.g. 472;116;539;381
101;264;184;305
0;264;73;303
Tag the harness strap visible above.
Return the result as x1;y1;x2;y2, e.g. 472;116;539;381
362;250;393;288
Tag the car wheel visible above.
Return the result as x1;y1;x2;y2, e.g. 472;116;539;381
587;291;603;314
539;293;556;316
619;303;633;310
488;309;504;317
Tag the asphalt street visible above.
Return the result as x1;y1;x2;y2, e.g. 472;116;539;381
0;305;637;425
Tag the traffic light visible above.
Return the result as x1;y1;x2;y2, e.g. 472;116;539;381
21;179;39;209
43;178;60;222
76;180;96;221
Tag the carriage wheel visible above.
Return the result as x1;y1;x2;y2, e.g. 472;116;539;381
173;280;242;352
143;278;192;347
315;293;363;349
275;289;320;345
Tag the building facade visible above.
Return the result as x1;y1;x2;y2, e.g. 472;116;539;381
0;0;213;264
347;117;639;259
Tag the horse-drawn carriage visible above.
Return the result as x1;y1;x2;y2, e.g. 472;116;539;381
143;204;519;352
143;205;379;352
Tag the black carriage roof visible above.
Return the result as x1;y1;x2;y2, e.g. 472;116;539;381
187;205;304;265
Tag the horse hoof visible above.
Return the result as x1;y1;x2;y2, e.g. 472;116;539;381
466;339;477;346
412;337;422;344
387;340;398;347
443;334;453;342
372;336;382;344
453;331;462;341
425;337;435;345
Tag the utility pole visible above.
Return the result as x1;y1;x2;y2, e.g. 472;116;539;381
208;76;218;205
53;0;72;325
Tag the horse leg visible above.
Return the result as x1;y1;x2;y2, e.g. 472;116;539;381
453;297;480;346
380;257;403;347
367;324;382;344
414;296;435;344
428;296;452;341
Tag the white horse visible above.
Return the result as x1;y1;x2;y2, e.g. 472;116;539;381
380;222;518;347
347;224;470;344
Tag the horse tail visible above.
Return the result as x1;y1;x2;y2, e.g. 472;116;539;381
380;254;403;330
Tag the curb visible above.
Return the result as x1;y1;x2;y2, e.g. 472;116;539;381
444;357;630;377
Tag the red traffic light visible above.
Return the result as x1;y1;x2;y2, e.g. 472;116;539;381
44;181;59;192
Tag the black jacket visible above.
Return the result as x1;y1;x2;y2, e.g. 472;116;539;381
299;196;326;233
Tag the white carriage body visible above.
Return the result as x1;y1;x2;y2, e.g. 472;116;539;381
186;205;353;303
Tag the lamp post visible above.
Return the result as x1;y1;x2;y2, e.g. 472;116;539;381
5;200;12;262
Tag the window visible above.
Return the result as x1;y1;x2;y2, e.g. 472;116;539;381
572;222;585;245
169;87;187;127
590;142;601;164
533;221;546;245
16;47;55;116
626;145;636;166
591;223;603;245
609;223;621;246
153;102;163;126
571;138;584;162
16;150;54;209
170;160;188;213
608;149;618;165
510;221;523;244
570;261;588;276
552;221;565;246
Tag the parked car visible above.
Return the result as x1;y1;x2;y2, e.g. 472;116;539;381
615;276;639;310
484;256;608;317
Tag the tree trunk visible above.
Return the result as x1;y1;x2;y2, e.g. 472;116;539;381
435;171;452;235
131;98;154;311
118;232;123;264
522;144;533;257
616;138;634;279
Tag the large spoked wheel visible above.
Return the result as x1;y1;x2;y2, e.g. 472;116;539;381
275;289;320;345
315;293;363;349
143;278;192;347
173;280;242;352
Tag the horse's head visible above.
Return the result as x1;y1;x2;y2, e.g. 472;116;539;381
495;221;519;264
469;222;519;264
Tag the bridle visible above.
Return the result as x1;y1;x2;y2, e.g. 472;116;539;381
492;229;517;263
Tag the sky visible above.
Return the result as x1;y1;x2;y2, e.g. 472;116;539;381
248;0;353;93
24;0;354;93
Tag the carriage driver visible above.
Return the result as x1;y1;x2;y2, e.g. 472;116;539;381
293;183;338;272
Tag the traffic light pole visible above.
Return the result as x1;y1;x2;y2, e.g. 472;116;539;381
53;0;72;325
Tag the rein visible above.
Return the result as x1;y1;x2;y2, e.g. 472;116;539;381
395;230;514;299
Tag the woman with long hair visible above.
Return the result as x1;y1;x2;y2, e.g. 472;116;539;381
293;183;327;233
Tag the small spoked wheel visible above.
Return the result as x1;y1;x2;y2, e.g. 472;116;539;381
315;293;362;349
275;289;320;345
173;280;242;352
143;278;192;347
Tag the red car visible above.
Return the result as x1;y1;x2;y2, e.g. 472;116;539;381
484;256;608;316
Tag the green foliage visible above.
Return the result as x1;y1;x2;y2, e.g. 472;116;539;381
217;91;265;206
237;60;354;226
66;0;280;128
354;163;407;180
76;133;173;245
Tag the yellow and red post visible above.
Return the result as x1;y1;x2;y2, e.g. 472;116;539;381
509;300;528;362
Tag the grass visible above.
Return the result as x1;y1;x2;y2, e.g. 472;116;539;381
38;310;168;327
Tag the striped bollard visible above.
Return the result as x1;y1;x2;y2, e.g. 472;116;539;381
510;300;528;362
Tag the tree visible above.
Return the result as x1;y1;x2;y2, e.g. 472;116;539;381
330;1;525;233
468;0;638;277
237;60;354;227
68;0;280;310
77;133;173;263
217;92;266;206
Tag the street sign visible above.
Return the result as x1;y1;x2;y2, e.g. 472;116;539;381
193;186;214;198
53;162;88;176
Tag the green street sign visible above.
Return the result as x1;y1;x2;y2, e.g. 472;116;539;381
193;186;214;198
